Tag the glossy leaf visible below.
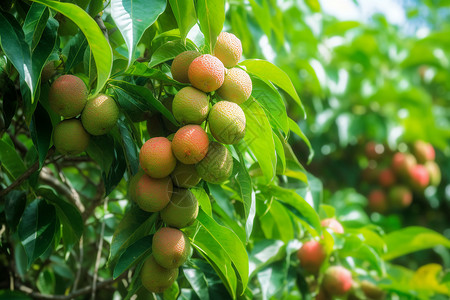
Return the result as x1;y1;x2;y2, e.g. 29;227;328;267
249;239;286;278
149;40;197;68
126;62;186;86
196;0;225;53
18;198;58;268
29;104;52;168
241;99;276;183
191;187;212;216
32;0;113;96
240;59;304;117
169;0;197;42
117;118;140;176
4;190;27;231
63;32;88;72
0;139;27;180
113;235;153;279
23;2;49;50
111;0;166;67
383;227;450;260
183;267;210;300
289;118;313;163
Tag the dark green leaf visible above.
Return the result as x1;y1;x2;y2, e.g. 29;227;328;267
63;32;88;72
113;235;153;279
18;198;58;268
1;76;18;130
109;206;158;262
0;139;27;180
86;134;115;173
33;0;113;96
23;2;49;50
117;118;140;176
4;190;27;231
196;0;225;53
29;103;52;168
126;62;186;86
169;0;197;42
0;290;32;300
111;0;166;66
183;267;210;300
103;139;127;196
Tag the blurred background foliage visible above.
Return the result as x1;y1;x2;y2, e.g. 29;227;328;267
225;0;450;271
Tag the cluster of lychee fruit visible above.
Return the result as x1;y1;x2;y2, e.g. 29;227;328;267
297;218;384;299
362;140;441;214
130;32;253;294
48;74;119;155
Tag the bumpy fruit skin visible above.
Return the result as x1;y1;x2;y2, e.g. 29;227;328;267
413;140;435;163
188;54;225;92
134;173;173;212
361;280;385;300
208;101;246;144
172;125;209;164
53;119;90;155
388;185;412;209
171;51;201;83
378;169;396;187
170;162;202;188
321;218;344;234
297;240;327;274
41;61;58;82
322;266;353;296
81;94;119;135
408;165;430;191
368;189;388;213
139;137;177;178
391;152;417;177
425;160;441;186
213;32;243;68
140;255;178;294
172;87;209;125
161;188;199;228
152;227;191;269
196;141;233;184
217;68;252;105
48;75;88;118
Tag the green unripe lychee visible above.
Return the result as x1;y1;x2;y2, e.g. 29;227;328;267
133;173;173;212
196;141;233;184
152;227;191;269
172;87;209;125
161;188;199;228
424;160;441;186
208;101;246;144
217;68;252;105
172;125;209;164
139;137;177;178
171;51;201;83
140;255;178;294
53;119;90;155
170;162;202;188
81;94;119;135
213;32;242;68
388;185;412;209
361;280;385;300
48;75;88;118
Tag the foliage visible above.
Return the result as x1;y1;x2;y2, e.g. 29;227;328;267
0;0;449;299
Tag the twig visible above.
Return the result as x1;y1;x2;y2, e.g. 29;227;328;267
0;148;55;198
91;197;109;300
72;236;84;291
39;167;85;213
94;15;109;40
16;276;122;300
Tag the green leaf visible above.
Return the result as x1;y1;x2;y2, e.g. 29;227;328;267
251;76;289;134
18;198;58;268
248;0;271;40
196;0;225;53
259;197;295;243
191;209;249;295
263;185;321;231
32;0;113;96
191;187;212;216
29;104;52;168
0;139;27;181
37;187;83;249
305;0;321;12
86;134;115;173
324;20;360;36
113;235;153;279
288;118;313;163
0;290;32;300
383;227;450;260
109;80;178;126
117;118;140;176
234;150;255;242
182;267;210;300
103;137;127;196
111;0;166;67
249;239;286;279
241;99;276;183
240;59;305;117
109;206;158;262
4;190;27;231
126;62;186;86
23;2;49;50
149;40;197;68
169;0;197;42
63;32;88;72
